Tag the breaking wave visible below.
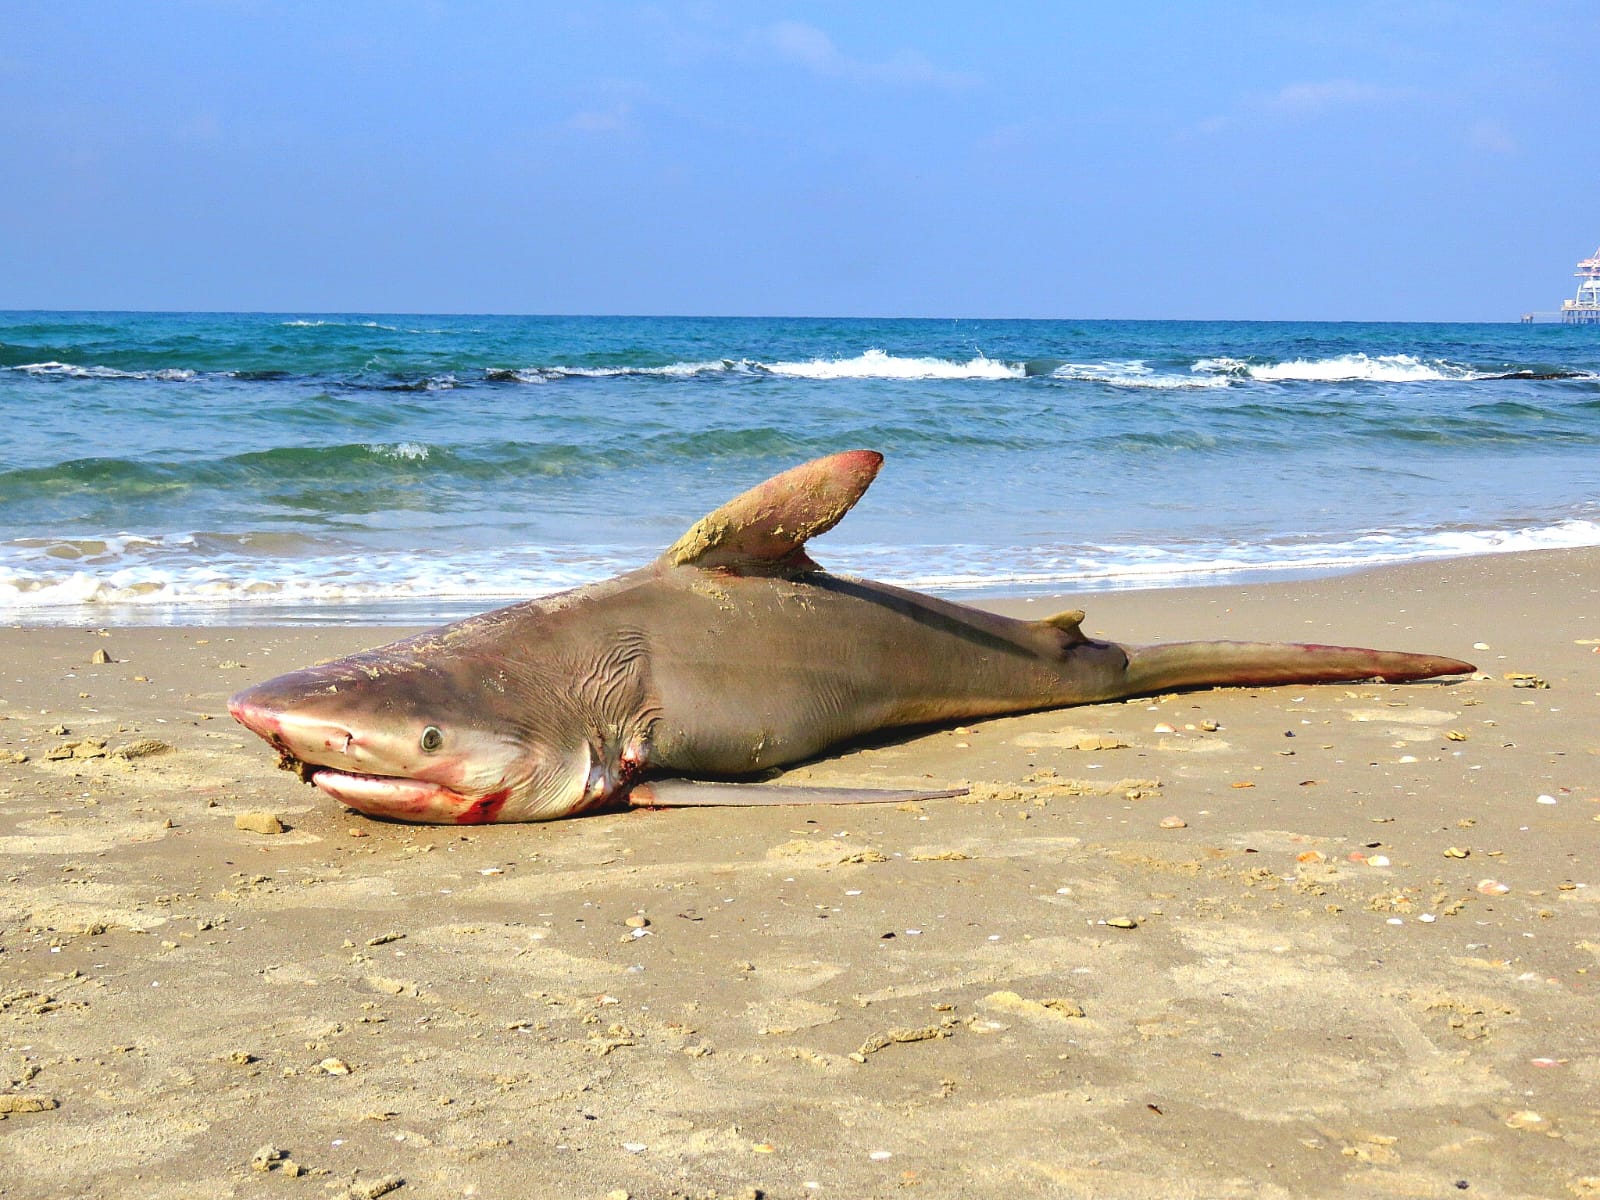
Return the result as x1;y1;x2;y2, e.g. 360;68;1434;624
1049;360;1233;389
760;349;1022;380
9;361;197;382
1191;353;1594;384
491;349;1025;383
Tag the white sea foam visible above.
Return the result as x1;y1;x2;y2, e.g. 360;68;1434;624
280;319;401;331
555;360;736;380
1050;360;1233;389
502;351;1024;383
883;519;1600;593
1193;353;1481;383
5;517;1599;620
762;349;1023;381
10;361;196;381
498;360;740;383
365;442;430;461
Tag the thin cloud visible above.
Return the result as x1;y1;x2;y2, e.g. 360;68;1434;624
1264;78;1417;114
1195;78;1419;134
1467;118;1517;155
567;103;634;134
760;20;975;89
565;79;648;136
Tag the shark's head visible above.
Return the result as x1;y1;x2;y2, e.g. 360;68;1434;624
228;648;601;824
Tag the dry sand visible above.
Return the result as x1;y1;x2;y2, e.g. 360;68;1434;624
1;549;1596;1199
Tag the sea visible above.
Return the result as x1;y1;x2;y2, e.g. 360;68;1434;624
3;311;1599;626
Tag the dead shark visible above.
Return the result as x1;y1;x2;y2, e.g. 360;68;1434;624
228;450;1475;823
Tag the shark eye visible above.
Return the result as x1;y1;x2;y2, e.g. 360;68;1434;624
419;726;444;753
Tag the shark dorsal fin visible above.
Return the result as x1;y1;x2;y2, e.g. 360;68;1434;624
661;450;884;572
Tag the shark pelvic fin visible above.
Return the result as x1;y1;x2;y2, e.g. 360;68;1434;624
660;450;883;573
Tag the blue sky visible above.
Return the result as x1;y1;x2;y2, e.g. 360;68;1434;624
3;2;1596;319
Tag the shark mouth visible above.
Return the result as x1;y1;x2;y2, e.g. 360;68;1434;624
275;753;508;824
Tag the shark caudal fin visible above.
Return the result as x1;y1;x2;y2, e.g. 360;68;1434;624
660;450;883;573
1121;641;1475;694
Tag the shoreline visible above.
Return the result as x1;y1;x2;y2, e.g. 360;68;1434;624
8;541;1600;631
1;547;1596;1198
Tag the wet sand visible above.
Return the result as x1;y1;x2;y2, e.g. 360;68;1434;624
1;549;1597;1199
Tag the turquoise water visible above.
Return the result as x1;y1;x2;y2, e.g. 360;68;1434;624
3;311;1599;624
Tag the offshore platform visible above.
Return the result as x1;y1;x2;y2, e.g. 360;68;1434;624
1560;246;1600;323
1523;245;1600;323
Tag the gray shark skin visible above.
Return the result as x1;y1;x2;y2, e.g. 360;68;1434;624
228;450;1475;824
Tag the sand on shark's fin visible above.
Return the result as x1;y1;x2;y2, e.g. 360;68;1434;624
627;779;968;808
660;449;883;574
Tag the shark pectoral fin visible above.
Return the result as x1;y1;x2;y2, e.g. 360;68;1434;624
659;450;884;573
627;780;968;808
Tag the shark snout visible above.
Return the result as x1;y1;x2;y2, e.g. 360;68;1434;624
228;689;361;763
228;690;284;741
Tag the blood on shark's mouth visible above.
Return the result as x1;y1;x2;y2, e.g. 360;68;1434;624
304;767;506;824
262;742;512;824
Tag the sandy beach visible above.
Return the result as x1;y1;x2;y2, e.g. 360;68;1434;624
1;548;1596;1200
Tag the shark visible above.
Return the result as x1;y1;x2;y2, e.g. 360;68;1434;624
229;450;1474;823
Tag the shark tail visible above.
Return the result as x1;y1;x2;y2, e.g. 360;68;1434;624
1121;641;1475;695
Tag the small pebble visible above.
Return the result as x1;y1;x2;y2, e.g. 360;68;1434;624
624;915;650;929
234;812;284;836
1536;794;1558;805
1444;847;1470;858
1477;879;1510;896
110;738;172;760
1158;816;1187;829
869;1150;893;1161
250;1145;286;1173
1152;722;1175;734
1367;855;1391;868
349;1177;404;1200
1105;917;1139;929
